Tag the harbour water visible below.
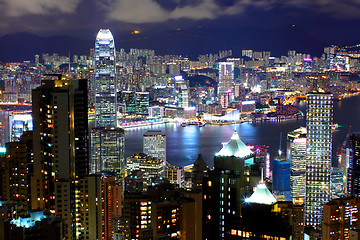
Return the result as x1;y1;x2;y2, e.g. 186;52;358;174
125;95;360;167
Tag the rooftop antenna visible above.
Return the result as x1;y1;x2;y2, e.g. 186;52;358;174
68;52;71;78
278;132;282;156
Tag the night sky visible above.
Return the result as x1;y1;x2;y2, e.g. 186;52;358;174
1;0;360;60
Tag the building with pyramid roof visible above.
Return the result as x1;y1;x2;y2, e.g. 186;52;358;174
224;181;294;239
203;130;257;239
214;130;255;170
245;182;277;205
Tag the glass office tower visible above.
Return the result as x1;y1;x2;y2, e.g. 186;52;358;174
91;29;124;176
288;127;307;201
305;92;333;229
94;29;117;128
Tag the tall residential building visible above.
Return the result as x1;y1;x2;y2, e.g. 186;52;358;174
2;142;29;207
91;29;125;178
126;153;165;190
218;62;234;95
31;77;91;239
143;130;166;162
322;197;360;240
121;184;201;239
94;29;117;128
287;127;307;202
305;92;333;229
75;175;102;240
101;176;122;240
350;133;360;197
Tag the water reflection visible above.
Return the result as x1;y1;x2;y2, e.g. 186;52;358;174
125;95;360;167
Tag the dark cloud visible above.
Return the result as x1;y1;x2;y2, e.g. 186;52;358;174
0;0;359;45
0;0;81;16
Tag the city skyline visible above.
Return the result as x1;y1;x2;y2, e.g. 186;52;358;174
2;1;360;62
2;7;360;236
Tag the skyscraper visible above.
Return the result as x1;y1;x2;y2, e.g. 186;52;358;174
218;62;234;95
305;92;333;229
350;133;360;197
91;127;125;174
272;158;291;192
210;131;255;239
287;127;307;202
94;29;117;128
32;77;93;239
143;130;166;162
91;29;125;177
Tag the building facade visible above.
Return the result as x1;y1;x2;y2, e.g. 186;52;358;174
305;92;333;229
91;29;125;178
287;127;307;202
351;133;360;197
94;29;117;128
143;130;166;163
218;62;234;95
32;77;91;239
322;197;360;240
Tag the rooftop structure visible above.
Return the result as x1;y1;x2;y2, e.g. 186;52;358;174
216;131;254;166
245;183;277;205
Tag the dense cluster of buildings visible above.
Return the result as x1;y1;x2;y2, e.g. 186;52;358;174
1;29;360;240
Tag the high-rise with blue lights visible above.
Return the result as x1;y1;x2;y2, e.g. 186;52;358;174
273;158;291;192
305;92;333;229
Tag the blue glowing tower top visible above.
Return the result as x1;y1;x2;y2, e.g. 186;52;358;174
94;29;117;128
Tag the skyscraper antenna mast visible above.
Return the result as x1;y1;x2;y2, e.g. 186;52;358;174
68;52;71;78
278;132;282;156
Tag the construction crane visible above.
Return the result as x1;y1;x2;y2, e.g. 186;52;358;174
336;126;352;157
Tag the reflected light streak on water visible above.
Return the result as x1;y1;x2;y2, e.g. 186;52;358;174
125;95;360;167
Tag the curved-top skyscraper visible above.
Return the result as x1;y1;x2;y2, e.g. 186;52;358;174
91;29;124;176
94;29;117;128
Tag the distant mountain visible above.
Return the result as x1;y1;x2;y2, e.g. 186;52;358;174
127;25;326;58
0;32;92;62
0;26;327;62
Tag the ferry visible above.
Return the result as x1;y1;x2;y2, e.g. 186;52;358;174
181;121;205;127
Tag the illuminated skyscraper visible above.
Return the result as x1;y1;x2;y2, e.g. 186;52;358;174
143;130;166;162
32;77;91;239
94;29;117;128
208;131;255;239
91;29;125;177
350;133;360;197
305;92;333;229
218;62;234;95
287;127;307;202
91;127;125;174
